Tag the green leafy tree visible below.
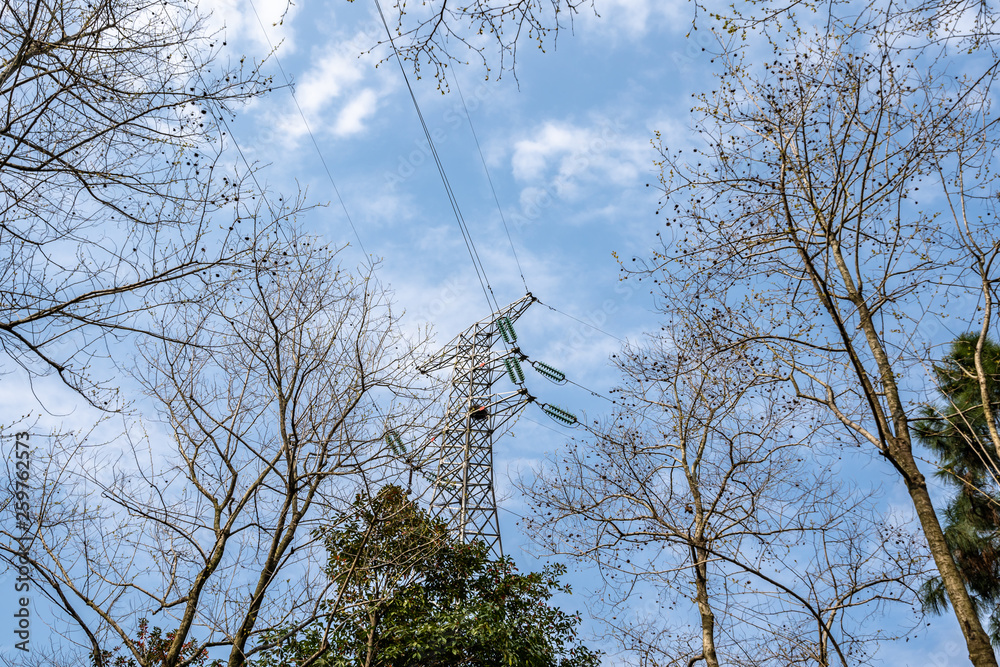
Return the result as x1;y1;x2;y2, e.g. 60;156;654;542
256;486;599;667
93;619;212;667
916;334;1000;642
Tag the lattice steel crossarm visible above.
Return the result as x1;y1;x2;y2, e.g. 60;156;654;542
419;293;535;373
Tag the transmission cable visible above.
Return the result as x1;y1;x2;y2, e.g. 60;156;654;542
371;0;500;314
244;0;370;261
535;298;628;344
450;71;529;293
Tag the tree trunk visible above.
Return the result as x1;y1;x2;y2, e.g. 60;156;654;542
974;286;1000;461
824;221;999;667
895;443;998;666
692;545;721;667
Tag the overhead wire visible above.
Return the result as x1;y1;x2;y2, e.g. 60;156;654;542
371;0;500;315
535;298;628;345
450;72;529;293
512;333;669;428
240;0;491;451
520;352;628;417
243;0;371;260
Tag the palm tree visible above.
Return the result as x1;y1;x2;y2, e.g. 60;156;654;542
915;333;1000;643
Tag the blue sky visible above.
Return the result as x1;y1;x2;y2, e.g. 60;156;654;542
198;1;970;661
0;0;984;663
211;0;686;624
210;0;695;480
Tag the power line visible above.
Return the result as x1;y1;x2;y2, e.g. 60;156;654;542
450;72;529;293
371;0;500;315
565;377;621;407
536;298;628;344
244;0;370;260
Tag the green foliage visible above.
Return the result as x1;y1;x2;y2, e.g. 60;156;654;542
914;333;1000;643
91;618;212;667
255;486;599;667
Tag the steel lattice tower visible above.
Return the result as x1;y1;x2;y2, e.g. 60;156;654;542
417;293;536;557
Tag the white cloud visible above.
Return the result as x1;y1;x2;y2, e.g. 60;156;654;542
274;50;366;141
201;0;300;56
512;124;581;180
334;88;379;137
298;51;366;115
263;35;396;146
510;119;649;202
578;0;687;38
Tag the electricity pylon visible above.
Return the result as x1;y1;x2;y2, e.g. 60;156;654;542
389;293;577;557
415;293;538;557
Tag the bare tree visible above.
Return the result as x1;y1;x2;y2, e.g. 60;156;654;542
697;0;1000;59
0;227;433;667
0;0;276;405
522;320;924;666
929;102;1000;471
372;0;596;83
642;24;1000;665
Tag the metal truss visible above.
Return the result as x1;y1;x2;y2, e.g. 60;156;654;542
417;293;536;557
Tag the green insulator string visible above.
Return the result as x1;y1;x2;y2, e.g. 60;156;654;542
505;357;526;384
385;430;406;455
542;404;578;426
497;316;517;344
532;360;567;385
